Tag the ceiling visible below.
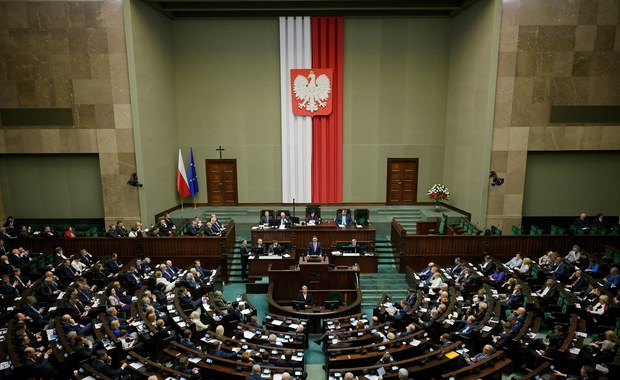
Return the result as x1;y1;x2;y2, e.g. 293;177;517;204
141;0;481;19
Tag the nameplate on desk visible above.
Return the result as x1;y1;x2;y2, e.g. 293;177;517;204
332;251;342;256
258;256;282;260
342;253;360;257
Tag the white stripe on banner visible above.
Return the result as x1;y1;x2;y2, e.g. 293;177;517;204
280;16;312;204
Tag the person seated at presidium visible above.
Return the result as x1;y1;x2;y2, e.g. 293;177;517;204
306;211;320;224
336;209;352;226
277;211;291;229
307;236;322;256
344;238;365;254
261;211;274;226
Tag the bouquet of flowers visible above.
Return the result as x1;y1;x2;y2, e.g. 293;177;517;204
427;184;450;202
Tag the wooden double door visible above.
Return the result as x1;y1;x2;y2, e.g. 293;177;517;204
205;159;238;206
386;158;418;205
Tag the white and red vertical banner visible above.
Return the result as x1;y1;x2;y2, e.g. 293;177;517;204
280;16;343;204
280;17;313;204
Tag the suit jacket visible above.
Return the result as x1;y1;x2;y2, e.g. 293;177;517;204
59;265;76;278
180;338;199;351
240;245;250;263
186;225;198;236
260;215;274;225
297;292;313;306
106;258;121;274
106;228;119;238
211;349;237;359
481;260;496;275
276;216;291;228
92;359;123;377
336;213;352;226
307;241;323;256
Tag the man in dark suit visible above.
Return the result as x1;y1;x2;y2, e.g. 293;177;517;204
91;349;129;379
105;224;119;238
306;236;322;256
211;342;238;359
277;211;291;228
296;285;313;307
186;220;199;236
480;255;495;275
124;267;143;290
59;259;78;279
158;219;172;235
565;269;586;292
0;273;19;301
240;239;250;281
227;301;243;323
275;350;297;368
261;210;274;225
40;226;54;238
23;347;57;379
115;221;127;237
336;209;352;226
179;330;202;352
105;253;122;274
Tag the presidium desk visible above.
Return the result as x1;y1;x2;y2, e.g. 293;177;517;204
267;256;362;333
249;222;377;273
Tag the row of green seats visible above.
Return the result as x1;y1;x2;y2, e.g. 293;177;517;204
490;226;502;236
529;225;543;235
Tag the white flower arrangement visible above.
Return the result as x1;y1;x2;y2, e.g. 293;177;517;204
427;184;450;201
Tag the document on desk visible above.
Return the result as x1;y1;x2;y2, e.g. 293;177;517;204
481;325;493;332
259;255;282;260
243;331;256;339
289;323;298;329
343;253;359;257
271;319;284;326
129;362;144;369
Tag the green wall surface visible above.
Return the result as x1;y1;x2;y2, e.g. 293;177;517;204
126;0;181;222
0;154;104;218
343;18;451;203
523;151;620;216
443;0;500;226
126;7;501;213
172;19;282;203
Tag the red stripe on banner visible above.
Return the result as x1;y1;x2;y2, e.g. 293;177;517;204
311;16;343;203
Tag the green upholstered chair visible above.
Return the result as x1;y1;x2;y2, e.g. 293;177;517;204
354;209;370;225
511;225;522;236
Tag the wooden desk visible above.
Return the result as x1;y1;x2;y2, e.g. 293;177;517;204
267;258;362;333
249;255;297;276
330;253;377;273
5;221;237;275
251;223;376;254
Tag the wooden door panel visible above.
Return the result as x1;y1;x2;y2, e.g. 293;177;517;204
386;158;418;205
206;159;238;206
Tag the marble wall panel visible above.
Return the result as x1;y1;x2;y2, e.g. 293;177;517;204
488;0;620;229
0;0;139;222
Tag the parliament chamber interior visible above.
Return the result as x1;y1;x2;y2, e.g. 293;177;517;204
0;0;619;380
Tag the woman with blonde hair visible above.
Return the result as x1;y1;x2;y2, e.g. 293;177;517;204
189;310;209;332
515;257;531;275
154;270;175;293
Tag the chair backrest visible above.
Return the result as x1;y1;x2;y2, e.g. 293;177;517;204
305;204;321;218
511;225;522;235
354;209;370;225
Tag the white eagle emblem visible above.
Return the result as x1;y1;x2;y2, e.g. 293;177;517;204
293;71;331;113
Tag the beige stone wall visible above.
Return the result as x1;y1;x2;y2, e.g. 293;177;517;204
0;0;139;225
487;0;620;229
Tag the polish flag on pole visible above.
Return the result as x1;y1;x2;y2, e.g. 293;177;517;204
177;149;190;199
